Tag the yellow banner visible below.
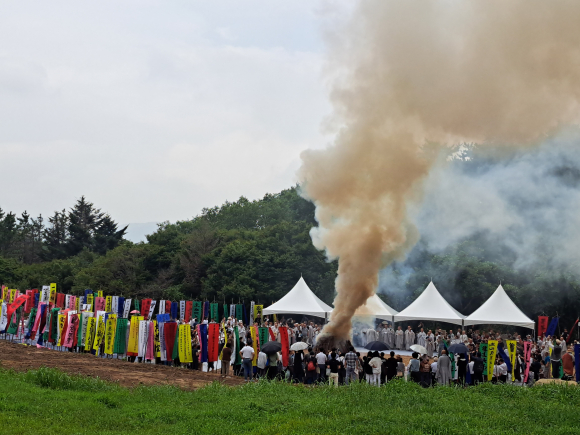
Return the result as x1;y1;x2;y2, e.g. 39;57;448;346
105;296;112;312
251;326;258;366
220;324;228;360
178;324;193;363
57;314;66;346
50;283;57;304
9;289;16;303
93;316;106;351
127;316;143;354
98;290;103;298
104;314;117;355
487;340;498;381
85;317;96;351
86;294;94;311
154;321;161;358
506;340;517;379
254;304;263;321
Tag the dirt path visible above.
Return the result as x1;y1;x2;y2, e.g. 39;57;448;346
0;340;243;390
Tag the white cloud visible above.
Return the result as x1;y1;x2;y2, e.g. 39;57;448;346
0;0;337;225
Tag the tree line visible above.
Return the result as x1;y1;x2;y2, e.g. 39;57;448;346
0;186;579;329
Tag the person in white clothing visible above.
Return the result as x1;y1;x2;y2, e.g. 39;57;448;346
239;342;255;381
369;352;382;386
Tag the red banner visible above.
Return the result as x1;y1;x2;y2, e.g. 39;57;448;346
207;323;219;362
165;300;172;315
56;293;65;308
523;341;532;383
568;318;579;343
268;327;276;341
94;297;106;312
279;326;289;367
141;299;152;318
164;322;177;362
538;316;549;337
185;301;193;322
24;290;34;313
6;295;28;323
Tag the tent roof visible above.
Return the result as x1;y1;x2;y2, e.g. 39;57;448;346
353;294;398;321
394;281;465;325
263;277;333;318
464;285;535;329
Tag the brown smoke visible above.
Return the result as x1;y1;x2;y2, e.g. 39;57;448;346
299;1;580;341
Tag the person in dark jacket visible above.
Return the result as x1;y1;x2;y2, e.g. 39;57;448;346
385;351;398;381
471;352;485;384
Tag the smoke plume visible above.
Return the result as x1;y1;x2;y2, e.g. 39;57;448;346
299;1;580;341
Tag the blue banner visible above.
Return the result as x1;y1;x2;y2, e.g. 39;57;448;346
545;317;559;337
575;344;580;383
117;297;125;317
200;323;208;363
497;344;512;374
170;301;178;320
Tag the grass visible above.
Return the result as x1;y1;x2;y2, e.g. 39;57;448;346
0;367;579;435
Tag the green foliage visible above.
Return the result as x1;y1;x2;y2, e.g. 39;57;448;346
1;368;579;434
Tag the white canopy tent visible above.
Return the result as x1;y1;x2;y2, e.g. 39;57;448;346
394;281;465;326
353;294;398;322
263;276;333;318
464;285;534;329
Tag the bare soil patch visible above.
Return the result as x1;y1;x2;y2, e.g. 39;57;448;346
0;340;243;390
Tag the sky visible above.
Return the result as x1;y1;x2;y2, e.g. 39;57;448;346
0;1;343;240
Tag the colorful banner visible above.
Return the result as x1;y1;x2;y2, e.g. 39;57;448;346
147;300;156;321
279;326;289;367
63;313;79;348
258;327;269;346
506;340;517;379
537;316;549;337
523;341;532;383
80;312;93;347
236;304;243;321
49;283;56;305
154;321;161;358
57;314;66;346
165;300;172;317
568;318;579;343
93;315;106;352
254;304;263;322
178;324;193;363
86;294;94;312
234;326;241;365
545;317;559;337
104;314;117;355
487;340;498;381
250;326;258;366
159;300;166;315
25;290;34;313
164;322;177;362
210;303;219;322
185;301;193;322
199;323;208;363
146;321;155;360
138;320;149;358
56;293;65;308
575;344;580;383
113;318;128;354
179;300;186;321
95;297;106;313
207;323;219;362
203;301;209;320
250;301;255;324
141;299;152;318
105;296;112;312
192;301;202;321
85;317;96;351
123;299;132;318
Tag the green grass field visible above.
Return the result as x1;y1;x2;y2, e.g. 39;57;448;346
0;367;578;435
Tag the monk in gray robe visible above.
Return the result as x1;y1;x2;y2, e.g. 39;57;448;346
367;328;377;343
416;328;427;347
425;330;435;357
436;350;452;385
395;326;404;350
404;326;415;351
386;326;395;348
380;327;389;345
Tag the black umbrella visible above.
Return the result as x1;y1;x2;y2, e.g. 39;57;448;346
365;341;390;351
261;341;282;354
448;343;469;354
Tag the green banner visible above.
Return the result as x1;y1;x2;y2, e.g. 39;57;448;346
236;304;243;321
113;318;129;354
258;327;269;345
234;326;242;365
193;301;202;321
210;303;219;322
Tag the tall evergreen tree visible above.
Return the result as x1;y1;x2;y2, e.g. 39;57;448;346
94;214;127;255
66;196;103;256
43;209;69;261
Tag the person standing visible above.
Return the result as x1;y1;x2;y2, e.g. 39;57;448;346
386;324;395;349
221;342;232;377
385;351;398;382
551;339;563;379
405;326;415;351
436;350;452;386
395;326;404;350
562;346;575;379
257;350;268;378
239;340;255;382
327;351;340;387
344;346;358;385
419;355;431;387
369;352;382;386
416;328;427;347
316;348;328;383
407;352;420;383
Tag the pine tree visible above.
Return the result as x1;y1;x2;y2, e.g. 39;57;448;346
43;209;69;261
94;214;128;255
66;196;103;256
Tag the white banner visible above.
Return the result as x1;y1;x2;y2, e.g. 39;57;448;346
138;320;149;358
148;300;156;321
123;299;132;319
159;322;166;361
112;296;119;315
40;286;50;304
179;300;186;321
159;300;166;315
80;311;94;346
0;302;7;332
65;294;71;309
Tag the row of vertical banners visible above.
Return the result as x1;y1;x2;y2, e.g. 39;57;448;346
0;286;290;368
0;285;269;325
